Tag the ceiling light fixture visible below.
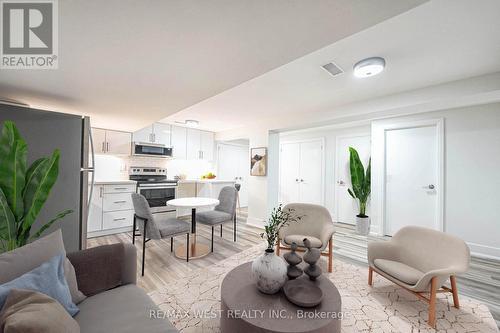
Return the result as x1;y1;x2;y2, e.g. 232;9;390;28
184;119;199;128
353;57;385;78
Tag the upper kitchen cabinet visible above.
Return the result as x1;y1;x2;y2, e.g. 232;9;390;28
200;130;214;161
92;128;131;155
132;123;171;146
171;125;187;159
186;128;201;159
186;128;214;161
154;123;172;147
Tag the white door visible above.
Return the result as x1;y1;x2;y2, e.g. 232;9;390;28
153;123;171;146
385;125;439;235
171;126;187;159
336;135;371;224
236;146;249;207
279;143;300;204
200;131;214;161
91;128;107;154
105;130;131;155
298;141;323;204
186;128;201;160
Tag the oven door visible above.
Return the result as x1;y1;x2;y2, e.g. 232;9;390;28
138;185;176;213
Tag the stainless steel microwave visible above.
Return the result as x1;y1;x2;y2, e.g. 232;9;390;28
133;142;173;157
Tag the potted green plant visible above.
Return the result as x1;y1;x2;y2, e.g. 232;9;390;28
251;204;301;294
347;147;371;236
0;121;72;253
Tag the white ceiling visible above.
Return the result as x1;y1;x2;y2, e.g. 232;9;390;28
0;0;427;131
163;0;500;132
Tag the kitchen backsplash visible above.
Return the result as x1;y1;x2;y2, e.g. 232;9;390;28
94;155;215;181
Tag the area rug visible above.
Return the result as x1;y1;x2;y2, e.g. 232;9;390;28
149;243;498;333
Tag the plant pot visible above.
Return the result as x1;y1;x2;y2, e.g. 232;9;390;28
251;249;287;294
355;216;370;236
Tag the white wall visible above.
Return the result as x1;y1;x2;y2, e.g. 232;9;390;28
371;103;500;258
278;124;370;220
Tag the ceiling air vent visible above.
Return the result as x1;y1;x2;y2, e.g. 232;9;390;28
321;62;343;77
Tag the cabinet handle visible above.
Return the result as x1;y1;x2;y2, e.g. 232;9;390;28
106;142;110;152
113;218;126;221
113;200;127;204
100;187;103;197
114;187;128;190
102;142;105;153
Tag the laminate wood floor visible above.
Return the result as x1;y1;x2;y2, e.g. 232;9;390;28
87;209;263;292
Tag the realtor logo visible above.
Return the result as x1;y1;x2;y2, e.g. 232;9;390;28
1;0;58;69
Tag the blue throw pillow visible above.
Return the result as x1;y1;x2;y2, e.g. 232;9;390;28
0;253;79;316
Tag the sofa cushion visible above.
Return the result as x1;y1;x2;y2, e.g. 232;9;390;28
284;235;322;248
0;289;79;333
196;210;232;225
0;254;79;316
156;218;190;237
374;259;424;285
0;230;86;304
75;284;177;333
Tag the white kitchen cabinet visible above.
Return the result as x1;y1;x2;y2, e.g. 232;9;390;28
87;183;136;238
133;125;153;144
171;125;187;159
92;128;131;155
91;128;107;154
105;130;131;155
186;128;201;159
133;123;171;146
279;139;324;206
200;131;214;161
88;185;104;232
154;123;172;147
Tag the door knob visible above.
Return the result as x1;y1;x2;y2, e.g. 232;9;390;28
338;180;345;185
295;178;299;182
427;184;435;190
300;179;304;182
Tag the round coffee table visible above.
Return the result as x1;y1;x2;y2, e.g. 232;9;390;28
166;197;219;259
220;262;341;333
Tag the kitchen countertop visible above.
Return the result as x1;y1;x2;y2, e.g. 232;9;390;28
177;179;236;184
94;180;137;185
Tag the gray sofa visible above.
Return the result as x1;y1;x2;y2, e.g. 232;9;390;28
67;243;178;333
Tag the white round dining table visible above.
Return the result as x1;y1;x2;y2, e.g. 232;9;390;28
166;197;219;259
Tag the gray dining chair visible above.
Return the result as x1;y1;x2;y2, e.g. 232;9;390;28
131;193;191;276
196;186;238;252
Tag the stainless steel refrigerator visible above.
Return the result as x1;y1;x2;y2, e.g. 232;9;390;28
0;103;94;252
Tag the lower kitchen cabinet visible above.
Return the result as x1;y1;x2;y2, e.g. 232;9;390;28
87;182;136;238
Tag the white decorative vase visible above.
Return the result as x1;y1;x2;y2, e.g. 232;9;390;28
356;216;370;236
251;249;287;294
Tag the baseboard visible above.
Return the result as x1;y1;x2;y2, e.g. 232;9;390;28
467;242;500;260
246;216;265;229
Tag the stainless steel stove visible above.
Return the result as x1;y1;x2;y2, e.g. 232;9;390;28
129;167;177;214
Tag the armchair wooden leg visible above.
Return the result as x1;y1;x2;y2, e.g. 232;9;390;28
276;237;280;256
368;266;373;286
428;276;438;328
328;238;333;273
450;275;460;309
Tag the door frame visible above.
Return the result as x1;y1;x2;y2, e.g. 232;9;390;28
334;132;371;224
278;138;325;205
372;118;444;236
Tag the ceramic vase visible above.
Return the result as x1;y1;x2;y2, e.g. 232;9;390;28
251;249;287;294
356;216;370;236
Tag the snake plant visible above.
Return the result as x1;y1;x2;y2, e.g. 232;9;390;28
0;121;72;253
347;147;371;217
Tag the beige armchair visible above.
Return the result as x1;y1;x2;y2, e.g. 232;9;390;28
276;203;335;272
368;226;470;328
